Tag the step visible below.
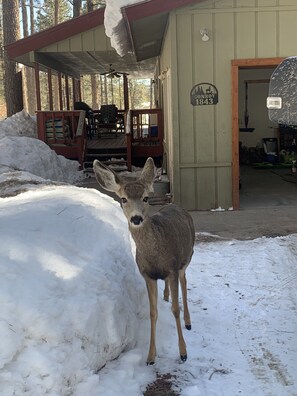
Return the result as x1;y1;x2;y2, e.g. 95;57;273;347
86;152;127;159
87;147;127;154
84;158;128;172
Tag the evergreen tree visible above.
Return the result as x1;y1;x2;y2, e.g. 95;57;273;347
2;0;23;117
35;0;71;30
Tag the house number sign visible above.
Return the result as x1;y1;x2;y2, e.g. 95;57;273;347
190;83;218;106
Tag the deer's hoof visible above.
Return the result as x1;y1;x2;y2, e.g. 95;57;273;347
186;324;191;330
146;360;155;366
180;354;187;362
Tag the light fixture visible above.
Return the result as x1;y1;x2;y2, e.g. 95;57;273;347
158;67;169;81
200;28;210;42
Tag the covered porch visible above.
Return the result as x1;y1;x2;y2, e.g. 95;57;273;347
5;5;168;170
35;107;163;170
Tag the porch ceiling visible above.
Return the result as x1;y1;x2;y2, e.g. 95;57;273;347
32;51;157;78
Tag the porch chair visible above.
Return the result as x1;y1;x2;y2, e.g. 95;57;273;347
97;104;118;138
74;101;96;139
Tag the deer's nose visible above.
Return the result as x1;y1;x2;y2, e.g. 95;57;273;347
130;215;143;225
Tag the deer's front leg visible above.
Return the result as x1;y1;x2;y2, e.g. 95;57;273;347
145;276;158;365
168;273;187;361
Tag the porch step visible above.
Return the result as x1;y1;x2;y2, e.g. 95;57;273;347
83;146;128;173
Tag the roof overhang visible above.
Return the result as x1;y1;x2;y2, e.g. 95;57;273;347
6;0;202;78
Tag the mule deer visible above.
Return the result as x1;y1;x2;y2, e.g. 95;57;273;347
93;157;195;364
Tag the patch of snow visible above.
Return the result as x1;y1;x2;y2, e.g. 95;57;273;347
104;0;143;56
0;186;145;395
0;111;84;193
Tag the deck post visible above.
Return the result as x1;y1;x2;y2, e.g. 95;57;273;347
123;73;129;111
34;62;41;111
65;76;70;110
58;73;63;110
47;68;53;110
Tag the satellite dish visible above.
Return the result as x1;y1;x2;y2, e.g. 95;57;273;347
267;57;297;126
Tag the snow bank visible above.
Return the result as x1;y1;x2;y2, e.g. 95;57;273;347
0;186;145;395
0;111;84;188
0;136;82;184
0;109;37;138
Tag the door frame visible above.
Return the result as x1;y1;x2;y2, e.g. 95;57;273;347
231;57;285;210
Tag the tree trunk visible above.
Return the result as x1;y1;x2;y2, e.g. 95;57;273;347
87;0;99;109
53;0;60;110
30;0;35;34
2;0;23;116
73;0;82;17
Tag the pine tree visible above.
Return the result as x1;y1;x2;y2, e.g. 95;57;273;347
2;0;23;117
35;0;71;30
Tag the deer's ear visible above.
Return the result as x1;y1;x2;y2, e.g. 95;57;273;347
93;160;121;193
140;157;155;190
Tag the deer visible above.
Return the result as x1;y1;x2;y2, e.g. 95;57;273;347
93;157;195;365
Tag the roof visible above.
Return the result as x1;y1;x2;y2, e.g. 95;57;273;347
6;0;202;78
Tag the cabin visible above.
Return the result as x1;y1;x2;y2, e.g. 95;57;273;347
6;0;297;210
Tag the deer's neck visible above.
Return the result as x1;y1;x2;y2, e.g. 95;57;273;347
129;217;155;247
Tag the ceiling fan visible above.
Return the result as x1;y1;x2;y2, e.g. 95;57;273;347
100;64;128;78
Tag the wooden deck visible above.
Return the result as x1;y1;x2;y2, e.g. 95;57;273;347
87;133;126;149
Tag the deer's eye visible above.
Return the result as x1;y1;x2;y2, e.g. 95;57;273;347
143;196;149;203
121;197;127;204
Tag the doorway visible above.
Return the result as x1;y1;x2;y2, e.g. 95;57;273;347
230;57;297;209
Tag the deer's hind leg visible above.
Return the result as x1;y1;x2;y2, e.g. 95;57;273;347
168;273;187;361
145;277;158;365
179;268;191;330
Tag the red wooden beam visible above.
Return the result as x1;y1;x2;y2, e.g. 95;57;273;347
6;8;104;60
124;0;201;21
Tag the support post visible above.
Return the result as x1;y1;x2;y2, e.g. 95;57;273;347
34;63;41;111
47;68;53;110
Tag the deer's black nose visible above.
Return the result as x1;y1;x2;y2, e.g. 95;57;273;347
131;215;143;225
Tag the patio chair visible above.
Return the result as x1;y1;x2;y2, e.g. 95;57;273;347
97;104;118;137
74;101;96;139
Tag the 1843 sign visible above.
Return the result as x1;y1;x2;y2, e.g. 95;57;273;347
191;83;218;106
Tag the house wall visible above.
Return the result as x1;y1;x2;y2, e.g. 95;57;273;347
161;0;297;210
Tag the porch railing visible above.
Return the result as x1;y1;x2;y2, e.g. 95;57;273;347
36;110;87;165
126;109;164;170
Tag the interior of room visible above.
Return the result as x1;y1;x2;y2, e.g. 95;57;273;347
238;68;297;209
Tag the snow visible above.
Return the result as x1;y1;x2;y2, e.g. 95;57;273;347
104;0;142;56
0;111;84;193
0;111;297;395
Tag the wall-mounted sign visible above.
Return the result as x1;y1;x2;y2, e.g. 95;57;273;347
190;83;218;106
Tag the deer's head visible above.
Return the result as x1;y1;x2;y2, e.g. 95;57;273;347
93;157;155;228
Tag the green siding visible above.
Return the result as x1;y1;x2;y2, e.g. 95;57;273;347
161;0;297;210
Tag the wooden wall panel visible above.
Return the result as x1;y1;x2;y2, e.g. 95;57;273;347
236;0;256;7
180;168;196;210
192;13;215;164
236;12;256;59
279;11;297;55
81;30;95;52
196;168;216;210
257;12;277;57
214;12;234;163
176;14;195;164
217;167;232;208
